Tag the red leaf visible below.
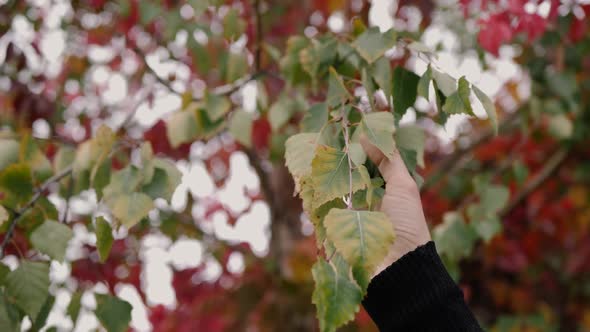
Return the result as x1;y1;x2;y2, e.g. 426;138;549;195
143;120;191;160
477;14;513;56
251;117;271;151
515;14;547;41
569;17;587;43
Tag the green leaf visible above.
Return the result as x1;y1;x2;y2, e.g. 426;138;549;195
103;166;143;197
357;165;373;208
19;134;52;182
395;125;425;168
29;295;54;332
392;67;420;120
94;294;132;332
0;139;19;173
285;133;318;191
223;51;248;83
512;160;529;185
107;192;153;228
67;291;82;325
433;212;477;261
53;146;75;174
139;1;160;24
417;65;432;100
479;185;510;214
311;146;364;207
362;68;376;111
205;93;231;121
141;159;181;202
279;36;311;86
166;110;199;148
327;67;351;107
442;77;473;115
370;57;392;102
0;291;20;332
548;114;573;139
140;142;155;184
229;110;254;147
0;263;9;285
361;112;395;160
302;103;329;132
0;163;33;206
308;198;347;247
269;94;295;131
30;220;73;261
95;217;114;263
312;258;362;332
431;68;456;97
351;27;397;64
324;208;395;277
472;85;498;134
348;128;366;166
222;8;246;40
5;261;50;320
467;205;501;242
0;205;7;227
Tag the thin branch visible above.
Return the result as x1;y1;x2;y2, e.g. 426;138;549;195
342;110;354;209
422;111;520;191
130;43;264;102
501;147;569;216
254;0;263;71
0;165;73;258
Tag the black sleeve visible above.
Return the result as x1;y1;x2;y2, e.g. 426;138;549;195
362;241;484;332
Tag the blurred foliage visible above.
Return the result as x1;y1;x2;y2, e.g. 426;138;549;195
0;0;589;331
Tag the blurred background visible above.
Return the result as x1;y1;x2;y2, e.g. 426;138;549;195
0;0;589;331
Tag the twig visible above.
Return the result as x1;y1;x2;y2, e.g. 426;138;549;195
342;109;354;209
254;0;263;71
131;43;263;101
0;166;73;258
500;147;569;216
422;111;520;191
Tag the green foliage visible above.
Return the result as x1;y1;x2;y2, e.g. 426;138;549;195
94;294;132;332
95;217;114;263
312;257;362;332
30;220;73;261
5;261;50;320
361;112;396;160
0;4;503;331
324;209;395;284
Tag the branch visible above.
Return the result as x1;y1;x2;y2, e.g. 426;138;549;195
342;111;354;209
500;147;569;216
0;165;73;258
422;111;520;191
254;0;262;71
131;43;264;102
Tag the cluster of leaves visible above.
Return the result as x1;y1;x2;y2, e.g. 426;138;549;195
0;0;588;330
0;121;180;330
280;26;496;330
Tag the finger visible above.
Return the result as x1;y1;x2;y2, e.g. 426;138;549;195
360;135;412;183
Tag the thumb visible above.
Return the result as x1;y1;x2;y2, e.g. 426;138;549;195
360;135;412;184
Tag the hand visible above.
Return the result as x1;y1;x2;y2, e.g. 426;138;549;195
361;137;431;276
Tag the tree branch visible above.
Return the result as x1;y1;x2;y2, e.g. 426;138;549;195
422;111;521;191
0;165;73;258
254;0;262;71
130;43;264;102
500;147;569;216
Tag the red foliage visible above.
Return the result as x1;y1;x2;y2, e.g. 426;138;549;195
143;120;191;160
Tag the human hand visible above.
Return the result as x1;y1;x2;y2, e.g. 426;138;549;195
361;137;431;276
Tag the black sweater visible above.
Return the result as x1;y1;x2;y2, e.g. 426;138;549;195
362;242;483;331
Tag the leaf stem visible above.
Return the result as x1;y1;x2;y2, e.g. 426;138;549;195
342;108;354;210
